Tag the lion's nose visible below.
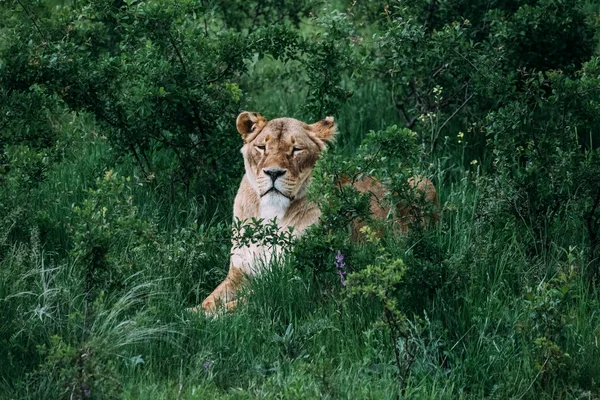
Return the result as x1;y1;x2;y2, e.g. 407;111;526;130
263;168;286;182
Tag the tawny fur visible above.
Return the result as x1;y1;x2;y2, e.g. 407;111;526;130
194;112;438;315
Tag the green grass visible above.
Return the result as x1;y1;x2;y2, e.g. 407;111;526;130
245;58;403;153
1;75;600;400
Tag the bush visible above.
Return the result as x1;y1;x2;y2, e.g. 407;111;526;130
487;59;600;275
357;0;596;156
70;170;156;295
3;0;600;398
1;0;354;197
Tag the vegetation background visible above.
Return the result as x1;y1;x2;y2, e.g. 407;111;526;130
2;0;600;398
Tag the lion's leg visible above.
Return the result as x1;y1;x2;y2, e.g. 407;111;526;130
188;240;257;316
197;267;247;315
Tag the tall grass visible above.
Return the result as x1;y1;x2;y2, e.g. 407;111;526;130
1;64;600;399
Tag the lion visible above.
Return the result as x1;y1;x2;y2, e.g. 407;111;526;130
191;112;438;315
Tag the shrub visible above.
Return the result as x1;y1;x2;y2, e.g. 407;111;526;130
1;0;353;197
70;170;156;295
487;59;600;275
355;0;596;157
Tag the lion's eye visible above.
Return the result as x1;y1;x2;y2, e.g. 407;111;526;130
255;145;266;151
292;147;303;155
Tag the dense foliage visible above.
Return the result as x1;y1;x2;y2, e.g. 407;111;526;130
2;0;600;398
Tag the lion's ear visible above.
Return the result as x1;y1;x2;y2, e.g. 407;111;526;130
308;116;337;147
236;112;267;142
308;117;337;150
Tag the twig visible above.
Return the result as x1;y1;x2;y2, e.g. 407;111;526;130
431;91;474;153
17;0;47;41
384;307;405;394
396;103;418;129
199;0;209;36
206;63;233;84
167;31;187;74
516;358;549;400
129;144;149;175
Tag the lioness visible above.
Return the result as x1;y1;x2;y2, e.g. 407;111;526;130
193;112;437;315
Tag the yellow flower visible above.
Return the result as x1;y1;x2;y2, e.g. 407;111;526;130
457;132;464;138
470;160;478;165
104;169;114;181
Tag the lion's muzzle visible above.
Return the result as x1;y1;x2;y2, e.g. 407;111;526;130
263;167;287;182
259;167;295;200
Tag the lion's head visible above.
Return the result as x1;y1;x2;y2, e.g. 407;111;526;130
236;112;336;220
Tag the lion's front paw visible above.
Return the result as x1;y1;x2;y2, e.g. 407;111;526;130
225;299;239;312
191;297;238;318
201;296;218;316
185;296;217;317
185;304;202;313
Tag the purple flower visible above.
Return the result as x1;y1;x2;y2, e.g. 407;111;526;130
81;383;91;398
335;250;347;286
203;361;213;371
